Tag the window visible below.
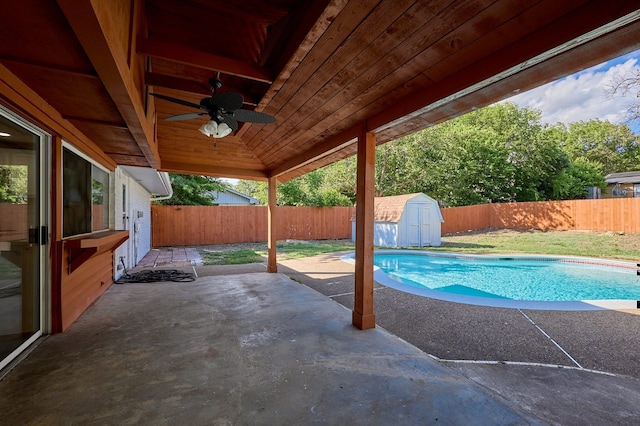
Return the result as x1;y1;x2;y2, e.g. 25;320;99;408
63;147;110;237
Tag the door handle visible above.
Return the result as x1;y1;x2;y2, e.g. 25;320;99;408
29;226;48;245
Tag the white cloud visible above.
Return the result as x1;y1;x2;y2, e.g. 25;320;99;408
507;54;640;130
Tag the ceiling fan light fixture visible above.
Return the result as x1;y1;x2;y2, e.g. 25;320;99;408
199;120;218;137
213;122;232;138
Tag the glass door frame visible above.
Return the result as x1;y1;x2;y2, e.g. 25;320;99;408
0;104;50;371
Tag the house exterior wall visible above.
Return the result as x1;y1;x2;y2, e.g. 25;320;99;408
603;183;637;198
213;190;256;205
113;168;153;277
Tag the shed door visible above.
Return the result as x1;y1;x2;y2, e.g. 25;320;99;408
407;205;420;246
421;205;431;246
407;203;431;247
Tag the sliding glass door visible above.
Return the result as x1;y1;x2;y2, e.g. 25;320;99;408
0;108;48;370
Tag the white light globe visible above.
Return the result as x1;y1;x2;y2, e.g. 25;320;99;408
213;122;232;138
199;121;218;137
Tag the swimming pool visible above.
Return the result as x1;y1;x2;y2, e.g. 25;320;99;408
342;251;640;310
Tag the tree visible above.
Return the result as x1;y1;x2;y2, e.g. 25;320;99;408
238;104;634;206
380;103;572;206
233;171;353;207
320;157;358;202
551;157;606;199
154;173;226;205
607;66;640;122
234;179;268;204
563;120;640;174
277;170;352;206
0;165;28;203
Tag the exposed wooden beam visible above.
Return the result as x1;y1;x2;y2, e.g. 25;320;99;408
0;63;116;170
352;128;376;330
160;160;268;180
145;72;211;96
145;72;259;106
369;3;640;134
261;0;332;74
270;123;362;178
57;0;160;169
375;17;640;143
254;0;349;110
137;37;273;84
0;56;97;79
62;116;128;128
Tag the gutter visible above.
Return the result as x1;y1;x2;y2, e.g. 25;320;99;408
150;172;173;201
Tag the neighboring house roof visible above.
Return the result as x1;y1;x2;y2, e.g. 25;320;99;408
211;188;260;205
604;171;640;184
352;193;443;223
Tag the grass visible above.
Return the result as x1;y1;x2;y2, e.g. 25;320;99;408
199;239;355;265
198;230;640;265
200;249;265;265
426;229;640;261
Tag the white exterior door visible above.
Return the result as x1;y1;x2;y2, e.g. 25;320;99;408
421;205;431;246
406;203;432;247
407;204;421;246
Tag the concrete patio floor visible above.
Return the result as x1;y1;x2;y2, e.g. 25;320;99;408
2;248;639;424
2;273;542;425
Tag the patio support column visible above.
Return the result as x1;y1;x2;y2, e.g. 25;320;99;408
267;175;278;273
353;127;376;330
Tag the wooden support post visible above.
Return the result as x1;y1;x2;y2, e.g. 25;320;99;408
353;128;376;330
267;176;278;273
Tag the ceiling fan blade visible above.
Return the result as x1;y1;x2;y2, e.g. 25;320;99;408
165;112;207;122
151;93;205;110
211;91;244;111
233;109;276;124
220;114;239;132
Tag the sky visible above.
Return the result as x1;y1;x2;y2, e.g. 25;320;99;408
223;50;640;185
506;49;640;133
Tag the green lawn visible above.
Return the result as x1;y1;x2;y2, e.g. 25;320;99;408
429;229;640;261
199;239;355;265
198;230;640;265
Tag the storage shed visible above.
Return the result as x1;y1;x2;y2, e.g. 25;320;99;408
351;193;444;247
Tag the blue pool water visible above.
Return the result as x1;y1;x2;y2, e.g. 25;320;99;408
373;253;640;302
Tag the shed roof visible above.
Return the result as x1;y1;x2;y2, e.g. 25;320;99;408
352;193;442;223
605;171;640;184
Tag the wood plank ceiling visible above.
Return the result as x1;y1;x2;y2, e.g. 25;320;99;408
1;1;639;182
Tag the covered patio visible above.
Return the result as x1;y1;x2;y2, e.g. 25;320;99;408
2;269;639;424
2;1;640;422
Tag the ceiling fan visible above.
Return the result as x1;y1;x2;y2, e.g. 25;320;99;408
151;76;276;138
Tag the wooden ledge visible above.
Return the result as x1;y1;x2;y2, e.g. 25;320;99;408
64;230;129;249
65;230;129;273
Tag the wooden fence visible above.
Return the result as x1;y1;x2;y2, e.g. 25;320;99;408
0;203;27;240
441;198;640;235
152;199;640;247
152;205;355;247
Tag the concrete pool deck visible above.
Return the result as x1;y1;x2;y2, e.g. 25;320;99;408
4;247;636;423
139;247;640;378
275;252;640;378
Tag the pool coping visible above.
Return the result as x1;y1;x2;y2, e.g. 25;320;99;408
341;250;640;311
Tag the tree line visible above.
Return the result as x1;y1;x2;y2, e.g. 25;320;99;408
234;103;639;207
